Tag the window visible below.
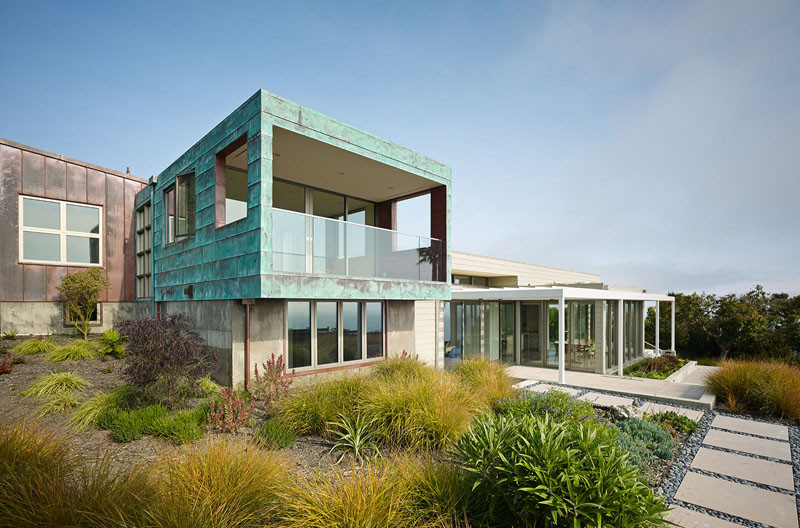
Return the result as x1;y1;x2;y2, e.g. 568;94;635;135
19;196;102;265
64;303;101;327
215;136;249;226
165;172;195;244
452;275;489;286
135;203;152;298
287;300;384;370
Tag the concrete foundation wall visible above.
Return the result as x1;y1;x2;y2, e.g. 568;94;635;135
386;300;415;358
0;301;137;335
240;299;284;389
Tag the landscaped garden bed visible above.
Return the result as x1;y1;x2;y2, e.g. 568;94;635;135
0;316;715;527
706;359;800;420
624;354;688;379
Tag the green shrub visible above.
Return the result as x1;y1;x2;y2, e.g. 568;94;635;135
495;388;602;425
615;418;674;470
452;413;669;527
97;330;125;359
21;370;90;398
646;411;699;436
67;384;133;430
625;355;687;379
103;404;170;443
277;375;368;436
12;337;57;355
37;393;80;418
2;330;18;340
46;340;98;362
146;439;289;527
328;413;380;463
258;418;296;449
451;357;514;407
199;374;221;397
361;369;479;450
153;404;208;445
706;359;800;419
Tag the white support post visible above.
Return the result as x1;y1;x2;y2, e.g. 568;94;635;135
671;300;676;352
558;295;566;384
617;299;624;377
655;301;660;354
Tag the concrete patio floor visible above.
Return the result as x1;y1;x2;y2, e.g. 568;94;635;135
506;365;717;409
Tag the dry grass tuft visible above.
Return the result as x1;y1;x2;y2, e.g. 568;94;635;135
706;359;800;419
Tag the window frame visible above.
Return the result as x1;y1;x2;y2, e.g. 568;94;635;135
62;302;102;328
18;195;104;267
164;171;196;246
135;202;153;299
284;300;385;373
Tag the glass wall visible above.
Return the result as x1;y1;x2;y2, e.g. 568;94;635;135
606;301;618;371
483;302;500;361
623;301;641;363
500;302;515;364
520;302;541;365
463;302;481;360
444;301;462;368
316;302;338;365
568;302;595;370
342;302;362;362
366;302;384;359
546;301;559;366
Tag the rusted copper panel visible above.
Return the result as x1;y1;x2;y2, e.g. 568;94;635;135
23;265;46;301
86;169;105;205
45;158;67;200
66;163;87;202
122;180;139;301
104;175;125;302
46;266;68;301
0;144;23;301
21;151;45;196
376;200;397;230
430;186;447;282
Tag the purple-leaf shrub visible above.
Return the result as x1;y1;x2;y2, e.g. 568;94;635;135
206;387;254;434
251;353;294;406
116;313;217;408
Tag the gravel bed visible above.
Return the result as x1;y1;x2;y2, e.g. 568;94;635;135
790;425;800;524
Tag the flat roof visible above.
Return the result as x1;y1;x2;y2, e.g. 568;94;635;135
452;286;673;302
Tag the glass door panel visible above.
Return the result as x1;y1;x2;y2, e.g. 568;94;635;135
463;302;481;360
483;302;500;361
500;302;515;364
545;301;559;366
520;302;541;365
568;302;595;370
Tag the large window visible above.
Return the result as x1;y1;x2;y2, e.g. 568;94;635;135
287;300;384;370
164;172;195;244
135;203;152;298
215;136;249;226
19;196;102;266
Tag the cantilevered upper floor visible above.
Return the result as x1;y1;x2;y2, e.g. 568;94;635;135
135;90;451;303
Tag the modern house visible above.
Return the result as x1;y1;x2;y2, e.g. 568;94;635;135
0;89;674;387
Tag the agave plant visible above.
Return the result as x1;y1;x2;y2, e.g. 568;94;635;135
328;413;380;464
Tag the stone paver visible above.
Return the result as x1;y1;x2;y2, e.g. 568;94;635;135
691;447;795;490
666;506;743;528
703;429;792;461
711;415;789;440
640;401;704;422
681;365;719;386
526;383;582;396
577;392;633;407
675;472;798;528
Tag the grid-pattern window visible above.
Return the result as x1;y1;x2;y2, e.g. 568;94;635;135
164;172;195;244
135;203;152;298
19;196;102;266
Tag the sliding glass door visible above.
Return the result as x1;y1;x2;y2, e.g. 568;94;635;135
499;302;515;364
520;302;541;365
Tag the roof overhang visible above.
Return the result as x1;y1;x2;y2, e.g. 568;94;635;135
452;286;673;302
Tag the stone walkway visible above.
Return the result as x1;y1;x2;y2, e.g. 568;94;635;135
668;414;798;528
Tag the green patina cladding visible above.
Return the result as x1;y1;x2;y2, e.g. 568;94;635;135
149;89;451;303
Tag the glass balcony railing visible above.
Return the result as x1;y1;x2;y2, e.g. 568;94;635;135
272;208;445;282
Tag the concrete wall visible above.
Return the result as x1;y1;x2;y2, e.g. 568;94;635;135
242;299;284;388
386;300;415;358
594;300;607;374
414;300;436;365
0;301;137;335
452;251;600;287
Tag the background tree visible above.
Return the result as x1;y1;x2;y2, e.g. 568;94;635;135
57;269;110;340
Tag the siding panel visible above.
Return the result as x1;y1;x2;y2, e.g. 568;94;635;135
105;176;125;301
45;158;67;200
66;163;87;202
23;265;46;301
87;169;105;205
22;151;45;196
414;300;436;365
0;145;23;300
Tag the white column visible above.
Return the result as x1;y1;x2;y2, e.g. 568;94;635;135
655;301;660;354
617;299;624;377
558;295;565;384
671;300;676;352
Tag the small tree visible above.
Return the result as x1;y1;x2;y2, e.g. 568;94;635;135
57;269;110;340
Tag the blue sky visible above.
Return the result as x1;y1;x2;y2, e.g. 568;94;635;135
2;1;799;295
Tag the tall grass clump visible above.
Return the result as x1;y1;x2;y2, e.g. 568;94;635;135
396;455;477;527
0;422;154;527
46;340;98;362
361;369;479;450
67;384;133;430
451;357;514;407
21;370;90;398
12;336;57;355
36;393;80;418
146;439;289;528
277;375;368;436
280;462;416;528
373;354;431;380
706;359;800;419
